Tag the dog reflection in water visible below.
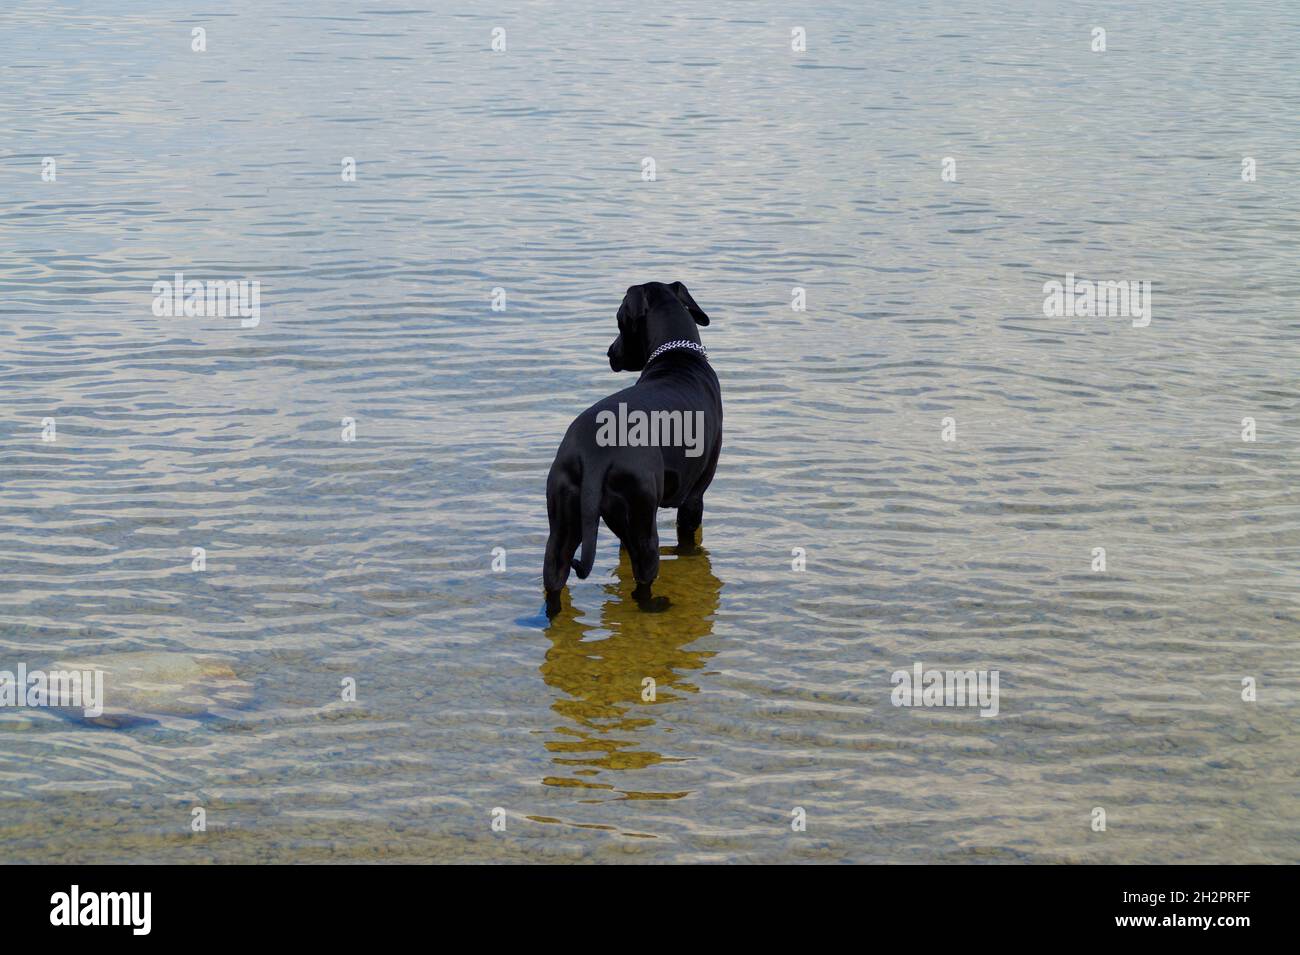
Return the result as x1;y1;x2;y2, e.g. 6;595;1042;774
539;542;721;796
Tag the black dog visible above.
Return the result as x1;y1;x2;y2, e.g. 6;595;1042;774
543;282;722;617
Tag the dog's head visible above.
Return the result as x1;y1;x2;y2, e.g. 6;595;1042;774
608;281;710;372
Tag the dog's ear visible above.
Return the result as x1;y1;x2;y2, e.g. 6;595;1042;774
668;281;709;326
621;285;648;331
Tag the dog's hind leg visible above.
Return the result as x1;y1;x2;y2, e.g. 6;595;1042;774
624;481;668;612
603;495;630;550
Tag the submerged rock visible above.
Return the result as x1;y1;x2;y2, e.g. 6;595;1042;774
50;651;252;728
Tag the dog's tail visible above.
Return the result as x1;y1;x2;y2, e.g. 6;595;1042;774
571;461;605;580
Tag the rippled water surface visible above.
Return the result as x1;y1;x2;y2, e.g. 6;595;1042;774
2;1;1298;863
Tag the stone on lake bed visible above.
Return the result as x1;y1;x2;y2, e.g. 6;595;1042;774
50;651;252;727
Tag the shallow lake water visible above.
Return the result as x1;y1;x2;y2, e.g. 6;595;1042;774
1;1;1297;862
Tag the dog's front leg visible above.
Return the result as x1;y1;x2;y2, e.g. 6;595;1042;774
676;497;703;551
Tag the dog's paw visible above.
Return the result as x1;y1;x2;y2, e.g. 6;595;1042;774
544;590;563;618
635;594;672;614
